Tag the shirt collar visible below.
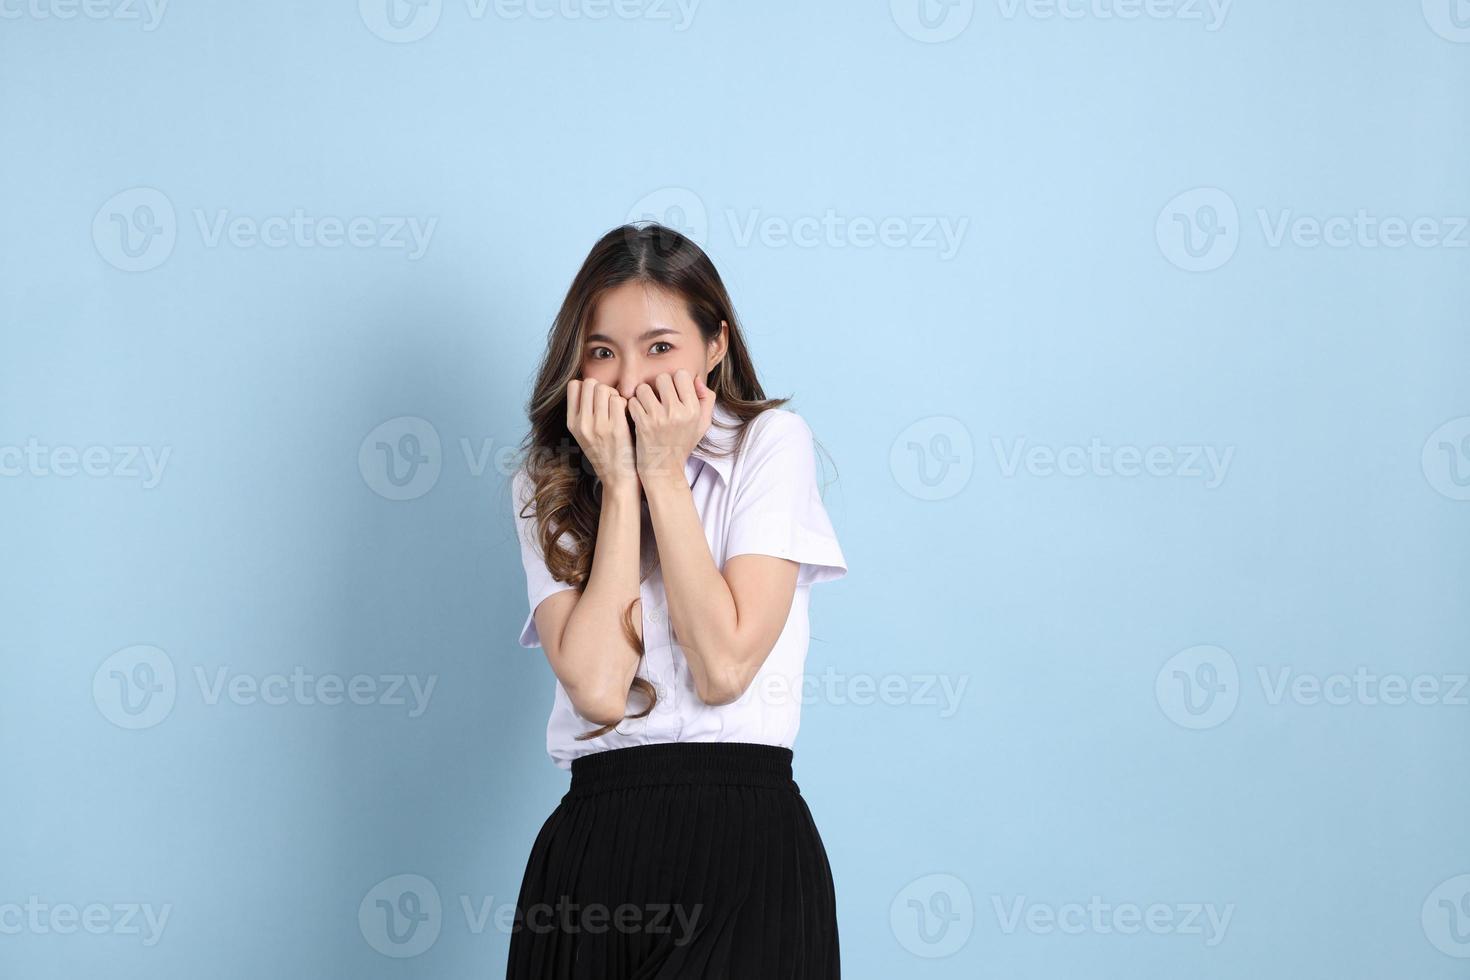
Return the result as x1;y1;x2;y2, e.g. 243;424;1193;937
686;399;741;487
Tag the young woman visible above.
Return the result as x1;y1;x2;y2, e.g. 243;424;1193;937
505;223;848;978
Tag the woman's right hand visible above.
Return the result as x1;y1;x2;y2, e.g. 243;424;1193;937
566;378;640;496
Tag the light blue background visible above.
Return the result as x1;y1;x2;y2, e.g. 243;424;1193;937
3;0;1468;977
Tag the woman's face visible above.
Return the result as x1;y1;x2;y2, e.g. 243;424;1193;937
579;281;726;405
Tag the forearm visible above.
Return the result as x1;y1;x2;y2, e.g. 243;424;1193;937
641;473;747;704
554;485;645;723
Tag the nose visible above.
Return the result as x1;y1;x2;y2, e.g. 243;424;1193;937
616;366;644;401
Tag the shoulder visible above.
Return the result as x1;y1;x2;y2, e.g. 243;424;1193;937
510;465;539;521
511;465;528;504
741;407;815;455
512;467;577;555
726;409;821;494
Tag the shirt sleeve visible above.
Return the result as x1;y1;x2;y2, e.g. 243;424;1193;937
723;410;848;588
512;468;579;648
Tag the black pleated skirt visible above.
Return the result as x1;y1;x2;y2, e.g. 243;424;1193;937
504;741;840;979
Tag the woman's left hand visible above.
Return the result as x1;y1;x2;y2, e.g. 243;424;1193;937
627;369;716;488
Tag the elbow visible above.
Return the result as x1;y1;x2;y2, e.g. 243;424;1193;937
700;687;744;707
568;686;629;728
578;697;628;729
696;654;755;706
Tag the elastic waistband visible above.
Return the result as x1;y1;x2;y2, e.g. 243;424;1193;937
566;741;796;798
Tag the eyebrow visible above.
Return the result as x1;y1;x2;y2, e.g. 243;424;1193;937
584;327;681;345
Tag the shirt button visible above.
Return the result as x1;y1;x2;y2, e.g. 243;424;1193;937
649;608;665;624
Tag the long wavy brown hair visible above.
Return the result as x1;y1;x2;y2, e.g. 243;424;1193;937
514;222;790;740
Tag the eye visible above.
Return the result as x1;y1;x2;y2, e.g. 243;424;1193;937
650;342;673;355
588;347;612;360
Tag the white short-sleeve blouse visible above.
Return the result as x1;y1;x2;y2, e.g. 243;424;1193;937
511;399;847;770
